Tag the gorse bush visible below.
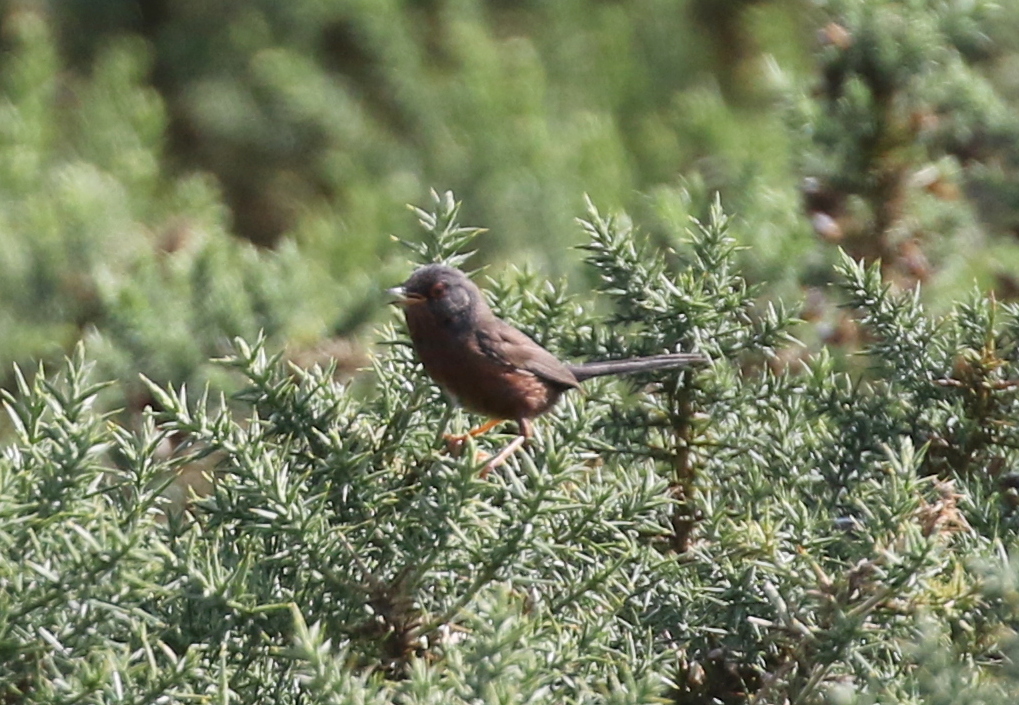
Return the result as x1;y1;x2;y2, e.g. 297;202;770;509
4;0;1019;424
18;0;1019;292
795;0;1019;292
0;11;377;411
3;193;1019;704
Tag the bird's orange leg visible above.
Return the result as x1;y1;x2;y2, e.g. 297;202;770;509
444;418;503;444
480;419;532;477
443;418;504;459
480;435;526;477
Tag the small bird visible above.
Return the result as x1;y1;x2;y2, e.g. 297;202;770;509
389;264;706;471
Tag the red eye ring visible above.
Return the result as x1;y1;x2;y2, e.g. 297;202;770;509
430;282;447;298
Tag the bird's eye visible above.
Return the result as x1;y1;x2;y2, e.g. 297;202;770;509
430;282;447;298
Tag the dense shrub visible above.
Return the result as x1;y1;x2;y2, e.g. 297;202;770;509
3;0;1019;408
3;195;1019;703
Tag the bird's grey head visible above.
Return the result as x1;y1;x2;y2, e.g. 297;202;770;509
390;264;486;333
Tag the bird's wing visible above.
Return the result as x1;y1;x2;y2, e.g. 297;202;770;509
476;320;581;389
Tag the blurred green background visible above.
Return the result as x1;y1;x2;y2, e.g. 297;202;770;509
1;0;1018;411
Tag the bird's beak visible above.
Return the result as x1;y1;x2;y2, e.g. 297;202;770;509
387;286;426;307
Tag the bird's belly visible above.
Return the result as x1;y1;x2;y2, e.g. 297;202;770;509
414;338;560;421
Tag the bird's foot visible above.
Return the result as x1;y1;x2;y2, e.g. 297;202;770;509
443;418;503;456
480;435;527;478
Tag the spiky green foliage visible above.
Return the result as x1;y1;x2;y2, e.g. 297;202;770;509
4;195;1019;704
0;12;350;409
794;0;1019;292
4;0;1019;409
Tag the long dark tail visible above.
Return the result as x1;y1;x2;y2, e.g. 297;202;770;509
568;353;707;382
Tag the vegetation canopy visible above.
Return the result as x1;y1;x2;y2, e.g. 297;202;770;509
3;193;1019;704
3;0;1019;701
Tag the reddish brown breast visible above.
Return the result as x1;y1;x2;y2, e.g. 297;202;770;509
407;315;562;422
